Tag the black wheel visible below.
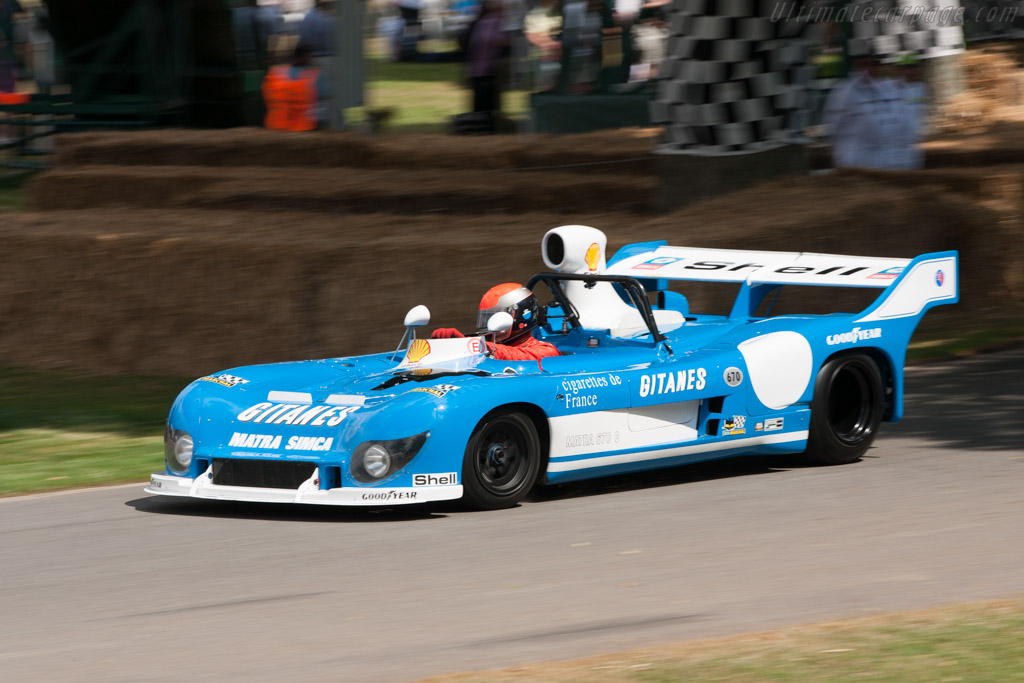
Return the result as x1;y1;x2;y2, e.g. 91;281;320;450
804;354;884;465
462;410;541;510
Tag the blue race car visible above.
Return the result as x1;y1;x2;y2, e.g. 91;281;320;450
147;225;959;510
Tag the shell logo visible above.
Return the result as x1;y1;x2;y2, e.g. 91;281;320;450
585;242;601;271
406;339;431;364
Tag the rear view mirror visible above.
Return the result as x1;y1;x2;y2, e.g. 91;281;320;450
404;305;430;328
487;312;514;335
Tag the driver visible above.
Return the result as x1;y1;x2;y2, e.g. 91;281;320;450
431;283;560;362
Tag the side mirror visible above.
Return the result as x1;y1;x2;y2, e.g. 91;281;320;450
487;311;514;336
404;305;430;328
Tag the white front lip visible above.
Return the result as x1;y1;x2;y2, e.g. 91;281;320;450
146;467;462;506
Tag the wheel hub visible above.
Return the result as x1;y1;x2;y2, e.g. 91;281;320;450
488;443;507;466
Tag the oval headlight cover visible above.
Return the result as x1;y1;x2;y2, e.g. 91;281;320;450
164;426;194;473
350;432;429;483
362;444;391;479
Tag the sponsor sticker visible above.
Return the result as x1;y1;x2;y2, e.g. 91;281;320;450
360;491;418;501
565;431;616;449
867;266;905;281
410;384;459;398
722;415;746;436
237;403;359;427
638;368;707;397
228;432;335;452
561;374;622;394
559;374;623;410
936;270;945;286
826;326;882;346
200;374;249;388
632;256;682;271
585;242;601;271
723;367;743;387
406;339;431;364
412;472;458;487
755;418;783;432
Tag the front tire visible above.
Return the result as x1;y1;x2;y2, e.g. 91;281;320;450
462;410;541;510
804;354;884;465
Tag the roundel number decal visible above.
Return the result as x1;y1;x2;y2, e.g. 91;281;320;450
724;367;744;387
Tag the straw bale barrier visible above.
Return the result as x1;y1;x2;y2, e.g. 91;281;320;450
54;128;660;175
1;168;1016;376
25;166;657;215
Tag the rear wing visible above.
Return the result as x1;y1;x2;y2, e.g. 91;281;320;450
607;242;958;319
607;244;912;288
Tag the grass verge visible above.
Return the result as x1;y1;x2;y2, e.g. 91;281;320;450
906;317;1024;364
420;598;1024;682
0;368;189;496
360;55;530;134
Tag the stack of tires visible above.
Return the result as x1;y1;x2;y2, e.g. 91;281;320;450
649;0;820;153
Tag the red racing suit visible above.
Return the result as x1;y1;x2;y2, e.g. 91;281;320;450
431;328;559;362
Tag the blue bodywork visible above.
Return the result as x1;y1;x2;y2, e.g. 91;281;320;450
149;243;959;506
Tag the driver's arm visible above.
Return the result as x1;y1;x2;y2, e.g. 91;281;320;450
431;328;465;339
488;339;560;362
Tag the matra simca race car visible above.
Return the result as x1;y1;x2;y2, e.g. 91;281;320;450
147;225;958;510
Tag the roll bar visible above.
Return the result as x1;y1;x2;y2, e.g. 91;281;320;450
526;272;668;345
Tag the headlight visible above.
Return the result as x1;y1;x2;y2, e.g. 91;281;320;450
350;432;429;483
362;444;391;479
164;426;194;473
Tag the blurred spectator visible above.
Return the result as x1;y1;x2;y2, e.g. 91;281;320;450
466;0;507;132
262;43;323;131
233;0;274;71
0;0;21;95
630;0;667;80
298;0;342;128
0;0;22;146
558;0;599;92
894;55;928;170
823;54;902;170
524;0;561;91
299;0;337;58
394;0;422;61
26;5;53;93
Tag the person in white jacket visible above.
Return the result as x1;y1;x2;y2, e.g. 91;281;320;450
892;55;928;169
823;55;903;170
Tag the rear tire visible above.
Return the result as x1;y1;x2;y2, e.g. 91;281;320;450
804;354;884;465
462;410;541;510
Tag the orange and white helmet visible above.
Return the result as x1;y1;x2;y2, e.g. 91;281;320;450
476;283;540;343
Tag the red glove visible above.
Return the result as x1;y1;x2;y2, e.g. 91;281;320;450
431;328;465;339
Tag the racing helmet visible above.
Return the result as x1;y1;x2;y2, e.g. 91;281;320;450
476;283;540;343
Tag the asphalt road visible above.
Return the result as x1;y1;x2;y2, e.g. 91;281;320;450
2;348;1022;683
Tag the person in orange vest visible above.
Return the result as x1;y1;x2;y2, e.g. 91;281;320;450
262;43;322;131
431;283;561;362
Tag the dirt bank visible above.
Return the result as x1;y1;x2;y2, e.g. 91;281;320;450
1;164;1016;375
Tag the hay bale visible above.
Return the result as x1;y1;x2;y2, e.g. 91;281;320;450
53;128;659;175
2;166;1018;375
25;165;658;214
